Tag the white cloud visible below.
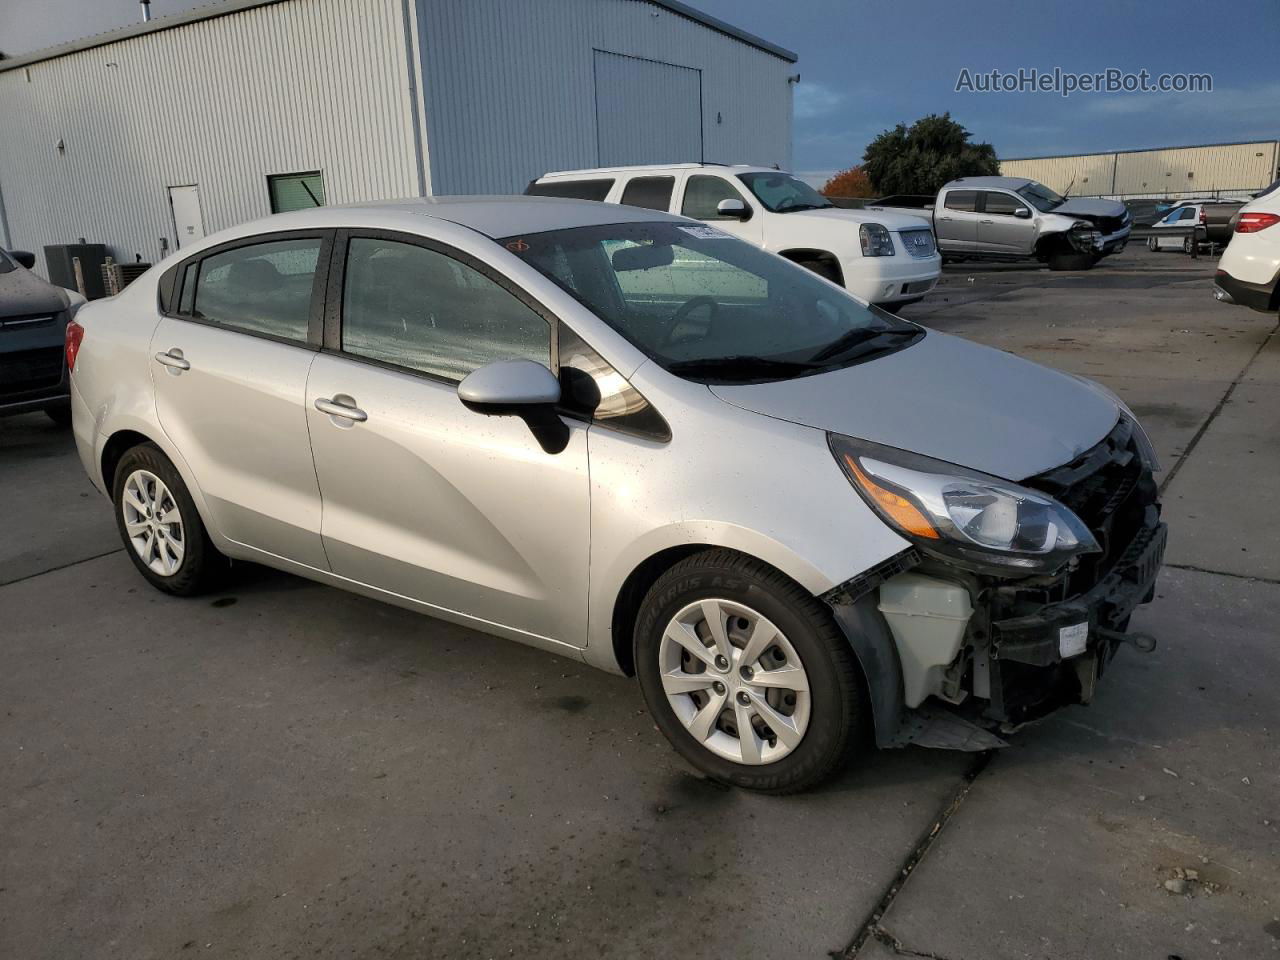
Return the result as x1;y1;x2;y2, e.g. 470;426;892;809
794;81;845;120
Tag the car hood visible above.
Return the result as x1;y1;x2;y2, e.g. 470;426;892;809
0;267;69;317
800;207;933;231
1055;197;1126;219
709;331;1120;481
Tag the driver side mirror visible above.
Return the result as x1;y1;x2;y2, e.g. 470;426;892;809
1013;207;1032;219
10;250;36;269
458;359;569;454
716;198;750;221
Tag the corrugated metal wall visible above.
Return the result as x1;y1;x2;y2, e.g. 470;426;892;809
415;0;794;195
593;51;703;166
1001;141;1279;199
0;0;421;272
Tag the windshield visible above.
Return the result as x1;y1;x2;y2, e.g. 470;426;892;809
499;221;919;383
737;172;834;213
1016;182;1066;212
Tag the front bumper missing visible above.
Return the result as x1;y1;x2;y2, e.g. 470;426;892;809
984;519;1166;726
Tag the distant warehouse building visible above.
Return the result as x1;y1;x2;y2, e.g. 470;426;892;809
1001;140;1279;200
0;0;796;271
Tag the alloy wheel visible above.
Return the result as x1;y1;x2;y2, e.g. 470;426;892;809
658;599;812;765
121;469;186;577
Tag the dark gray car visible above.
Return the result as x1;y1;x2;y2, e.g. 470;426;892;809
0;249;85;425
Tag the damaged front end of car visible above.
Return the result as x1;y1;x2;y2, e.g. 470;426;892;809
823;416;1166;751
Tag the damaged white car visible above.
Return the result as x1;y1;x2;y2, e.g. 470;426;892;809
67;198;1164;793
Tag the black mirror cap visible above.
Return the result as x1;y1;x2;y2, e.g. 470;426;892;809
11;250;36;269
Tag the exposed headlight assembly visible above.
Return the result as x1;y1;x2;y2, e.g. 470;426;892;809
859;223;896;257
829;434;1099;575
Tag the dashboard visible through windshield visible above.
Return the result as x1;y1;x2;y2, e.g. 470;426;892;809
499;221;921;383
736;172;835;214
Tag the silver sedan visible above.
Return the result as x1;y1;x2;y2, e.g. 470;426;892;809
68;197;1164;792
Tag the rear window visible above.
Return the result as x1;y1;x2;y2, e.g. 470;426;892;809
525;179;614;202
619;176;675;211
943;190;978;212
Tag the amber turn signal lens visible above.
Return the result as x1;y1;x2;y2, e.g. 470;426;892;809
843;455;940;540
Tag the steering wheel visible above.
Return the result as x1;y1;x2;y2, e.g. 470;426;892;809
662;295;720;349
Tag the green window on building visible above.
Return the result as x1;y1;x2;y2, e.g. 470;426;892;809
268;172;326;213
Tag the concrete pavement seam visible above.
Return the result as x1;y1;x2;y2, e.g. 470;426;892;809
0;548;124;589
871;926;966;960
837;751;994;960
1164;561;1280;586
1157;315;1279;496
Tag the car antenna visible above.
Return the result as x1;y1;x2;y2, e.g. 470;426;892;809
1062;178;1075;199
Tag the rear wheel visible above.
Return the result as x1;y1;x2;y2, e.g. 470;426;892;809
112;443;223;596
635;549;866;793
1147;236;1159;252
44;401;72;427
1183;235;1195;255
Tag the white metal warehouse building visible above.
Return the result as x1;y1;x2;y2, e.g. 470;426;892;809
1000;140;1280;201
0;0;796;271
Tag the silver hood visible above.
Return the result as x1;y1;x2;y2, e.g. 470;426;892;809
1055;197;1126;219
709;331;1120;481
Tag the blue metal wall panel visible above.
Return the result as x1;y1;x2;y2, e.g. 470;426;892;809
593;50;702;166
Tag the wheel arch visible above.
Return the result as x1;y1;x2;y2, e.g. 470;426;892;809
777;248;845;286
101;428;156;492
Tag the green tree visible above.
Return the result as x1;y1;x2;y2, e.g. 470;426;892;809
862;113;998;196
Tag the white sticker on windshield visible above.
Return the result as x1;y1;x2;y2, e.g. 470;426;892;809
677;224;732;240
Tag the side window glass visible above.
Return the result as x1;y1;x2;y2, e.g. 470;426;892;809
178;264;197;314
620;176;675;211
983;192;1023;216
943;190;978;212
558;325;670;440
342;237;550;382
192;237;321;340
681;176;746;220
1179;207;1197;221
525;179;614;201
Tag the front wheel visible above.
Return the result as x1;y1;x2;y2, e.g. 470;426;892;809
635;550;867;793
1147;236;1159;252
112;443;224;595
1047;250;1096;271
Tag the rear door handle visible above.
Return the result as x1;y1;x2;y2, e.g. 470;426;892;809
314;396;368;423
154;349;190;371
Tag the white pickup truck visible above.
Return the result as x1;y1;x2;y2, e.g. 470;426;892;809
527;164;942;308
870;176;1131;271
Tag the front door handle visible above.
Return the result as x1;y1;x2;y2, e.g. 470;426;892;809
154;349;190;371
314;396;368;423
938;216;952;222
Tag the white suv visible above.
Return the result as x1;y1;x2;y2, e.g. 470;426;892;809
1214;180;1280;313
527;164;942;308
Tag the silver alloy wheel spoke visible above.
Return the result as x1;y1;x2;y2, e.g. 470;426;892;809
122;469;185;577
658;598;812;766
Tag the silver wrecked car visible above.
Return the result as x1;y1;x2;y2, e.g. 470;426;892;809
68;198;1165;792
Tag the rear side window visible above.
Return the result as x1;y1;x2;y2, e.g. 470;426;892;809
192;237;322;341
619;176;675;211
525;179;614;202
681;176;747;220
983;192;1025;216
341;237;550;383
943;190;978;212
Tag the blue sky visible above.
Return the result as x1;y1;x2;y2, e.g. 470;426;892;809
691;0;1279;180
3;0;1277;183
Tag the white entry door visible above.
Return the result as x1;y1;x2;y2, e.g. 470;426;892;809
168;185;206;249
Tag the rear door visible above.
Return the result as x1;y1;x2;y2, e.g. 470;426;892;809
151;231;331;568
677;174;764;245
305;230;590;644
977;191;1037;253
934;190;981;249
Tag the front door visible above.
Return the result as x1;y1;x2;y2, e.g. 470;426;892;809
977;191;1037;254
151;232;330;568
305;231;591;645
677;174;764;245
168;185;206;249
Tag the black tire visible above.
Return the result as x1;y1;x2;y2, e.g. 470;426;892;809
799;258;842;286
1183;235;1195;255
44;401;72;427
1047;250;1096;271
112;442;224;596
1147;236;1158;252
634;549;867;794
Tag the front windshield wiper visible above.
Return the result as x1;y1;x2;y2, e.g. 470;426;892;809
666;355;825;382
778;202;835;213
807;326;917;364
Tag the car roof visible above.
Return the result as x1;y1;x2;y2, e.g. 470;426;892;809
536;163;773;179
234;195;683;241
943;176;1034;190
